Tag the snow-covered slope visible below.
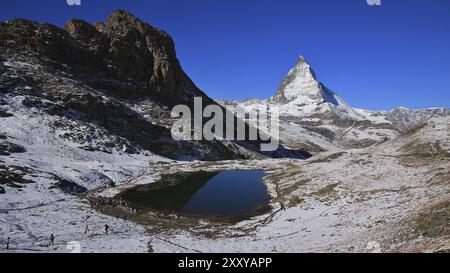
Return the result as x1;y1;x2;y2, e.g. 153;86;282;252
2;113;448;253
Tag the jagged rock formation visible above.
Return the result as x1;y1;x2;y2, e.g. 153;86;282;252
1;10;209;106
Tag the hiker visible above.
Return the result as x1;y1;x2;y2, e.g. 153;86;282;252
49;234;54;246
105;224;109;235
85;225;90;236
6;237;10;250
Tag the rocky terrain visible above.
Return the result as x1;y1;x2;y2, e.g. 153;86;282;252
0;10;449;253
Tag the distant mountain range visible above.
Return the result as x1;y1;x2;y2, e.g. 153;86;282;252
219;56;449;153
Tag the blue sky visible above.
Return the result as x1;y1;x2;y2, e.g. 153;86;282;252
1;0;449;110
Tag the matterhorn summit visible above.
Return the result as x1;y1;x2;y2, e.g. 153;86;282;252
271;56;346;107
225;55;409;152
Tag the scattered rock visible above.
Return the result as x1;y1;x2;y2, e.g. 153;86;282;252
0;109;13;117
0;141;26;156
49;178;87;195
0;165;36;188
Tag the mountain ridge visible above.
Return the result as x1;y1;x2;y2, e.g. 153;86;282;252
228;56;448;114
1;10;212;107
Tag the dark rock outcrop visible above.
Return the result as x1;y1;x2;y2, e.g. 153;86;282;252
0;110;13;117
49;178;87;195
0;141;26;156
0;10;210;107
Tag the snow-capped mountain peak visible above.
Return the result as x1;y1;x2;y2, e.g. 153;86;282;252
271;56;346;107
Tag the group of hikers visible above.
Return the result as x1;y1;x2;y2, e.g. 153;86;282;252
4;196;140;251
3;224;110;250
3;194;143;251
84;223;110;237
